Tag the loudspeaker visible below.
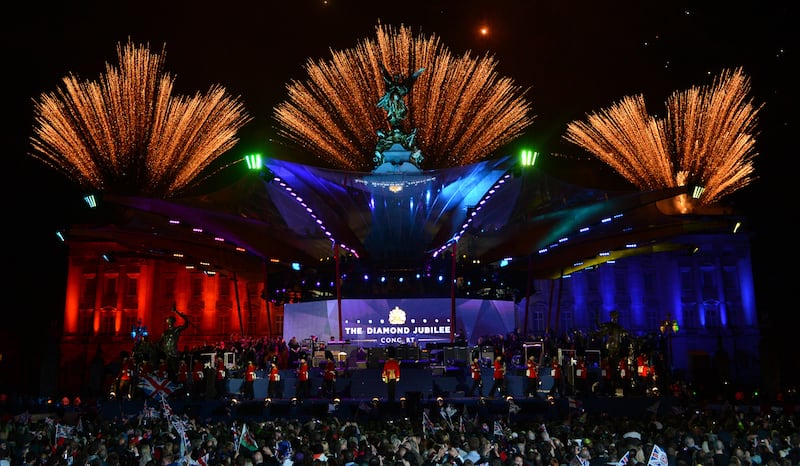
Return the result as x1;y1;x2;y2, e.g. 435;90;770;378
368;348;386;368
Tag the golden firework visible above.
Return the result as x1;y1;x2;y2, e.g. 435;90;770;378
29;39;252;197
274;23;534;171
563;67;761;205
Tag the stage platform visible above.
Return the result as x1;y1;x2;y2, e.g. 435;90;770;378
99;364;685;423
99;393;678;424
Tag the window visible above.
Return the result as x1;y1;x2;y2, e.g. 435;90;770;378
99;310;116;336
218;275;230;298
163;275;175;298
191;276;203;298
126;276;138;297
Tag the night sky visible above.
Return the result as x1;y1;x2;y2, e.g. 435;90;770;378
3;1;794;391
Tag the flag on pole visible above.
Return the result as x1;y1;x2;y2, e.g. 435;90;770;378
617;451;631;466
138;374;177;400
55;424;74;441
648;444;668;466
239;423;259;452
493;420;504;438
422;410;436;436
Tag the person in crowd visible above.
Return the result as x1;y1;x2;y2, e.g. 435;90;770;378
382;355;401;402
468;357;483;397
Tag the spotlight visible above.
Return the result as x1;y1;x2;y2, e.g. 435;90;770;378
263;397;272;407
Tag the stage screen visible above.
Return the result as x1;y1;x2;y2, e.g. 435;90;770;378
282;297;516;347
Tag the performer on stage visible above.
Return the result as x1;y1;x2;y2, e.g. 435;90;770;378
115;352;134;399
322;356;337;399
468;357;483;397
267;362;281;399
525;356;540;398
575;355;589;396
382;355;401;402
296;358;310;401
243;360;257;400
191;357;205;400
488;356;506;398
549;355;564;398
214;354;227;399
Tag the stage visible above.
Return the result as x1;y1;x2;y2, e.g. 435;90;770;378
99;392;678;424
99;364;683;423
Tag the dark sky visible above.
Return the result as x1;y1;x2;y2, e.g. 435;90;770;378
3;1;794;344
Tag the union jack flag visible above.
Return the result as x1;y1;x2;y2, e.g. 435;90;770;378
138;374;177;400
617;451;631;466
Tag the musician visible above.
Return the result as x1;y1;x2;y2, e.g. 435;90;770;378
574;355;589;396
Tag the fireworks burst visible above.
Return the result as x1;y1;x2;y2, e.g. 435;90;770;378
29;40;252;197
563;67;761;206
274;23;534;171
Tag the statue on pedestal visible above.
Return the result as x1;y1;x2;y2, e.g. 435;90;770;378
374;65;425;171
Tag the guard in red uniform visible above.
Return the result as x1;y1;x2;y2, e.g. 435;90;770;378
215;355;227;399
636;352;651;394
382;356;401;402
116;353;135;399
575;355;589;396
176;359;189;398
525;356;540;398
191;358;205;400
488;356;506;398
468;358;483;397
156;358;169;380
549;356;564;397
321;357;337;399
296;358;310;400
243;360;258;400
599;357;613;396
618;356;630;396
268;362;282;398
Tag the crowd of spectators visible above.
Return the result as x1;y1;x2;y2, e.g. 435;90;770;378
1;390;799;466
